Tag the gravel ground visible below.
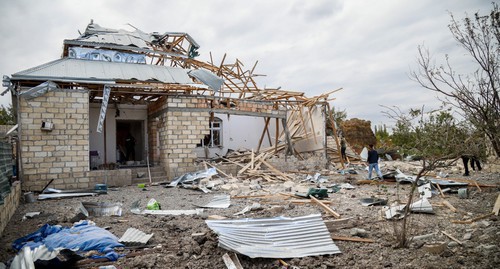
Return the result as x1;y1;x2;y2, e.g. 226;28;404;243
1;161;499;269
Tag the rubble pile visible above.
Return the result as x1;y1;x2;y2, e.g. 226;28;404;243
0;158;498;268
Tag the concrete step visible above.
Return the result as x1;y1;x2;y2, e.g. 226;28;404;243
132;176;168;184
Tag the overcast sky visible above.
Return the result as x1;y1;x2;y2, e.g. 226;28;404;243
0;0;492;127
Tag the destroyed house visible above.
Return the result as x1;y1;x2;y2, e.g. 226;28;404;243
4;22;341;191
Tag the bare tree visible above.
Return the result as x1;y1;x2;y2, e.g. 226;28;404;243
383;105;469;247
411;3;500;157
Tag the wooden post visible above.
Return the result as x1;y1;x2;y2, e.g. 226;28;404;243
256;117;270;153
281;118;295;156
326;102;345;169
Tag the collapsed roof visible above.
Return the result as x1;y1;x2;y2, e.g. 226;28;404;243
6;21;339;107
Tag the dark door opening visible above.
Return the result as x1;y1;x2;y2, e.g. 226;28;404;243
116;120;144;165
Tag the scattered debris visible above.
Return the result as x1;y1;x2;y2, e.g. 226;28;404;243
222;252;244;269
493;193;500;216
395;169;423;184
22;212;41;221
323;218;352;232
119;228;153;246
168;168;217;187
24;192;36;203
350;228;369;238
418;183;432;198
38;192;97;200
206;214;341;258
360;198;387;206
384;198;433;219
422;242;446;254
330;235;375;243
441;200;457;212
304;173;328;183
131;200;203;215
295;188;329;199
411;233;436;241
442;231;463;245
451;212;495;224
457;188;468;199
310;196;341;218
146;199;161;210
80;202;123;217
197;195;231;209
233;202;262;216
10;220;123;269
37;187;104;200
429;179;468;187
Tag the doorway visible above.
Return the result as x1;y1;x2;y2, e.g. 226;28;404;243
116;120;144;164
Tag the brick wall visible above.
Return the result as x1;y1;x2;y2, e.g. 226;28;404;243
147;95;284;178
158;97;210;177
0;181;21;236
19;90;90;191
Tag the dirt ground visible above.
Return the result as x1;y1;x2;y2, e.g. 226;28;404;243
1;160;499;269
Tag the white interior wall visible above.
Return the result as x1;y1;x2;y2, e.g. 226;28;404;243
194;113;278;158
292;106;326;152
89;104;147;165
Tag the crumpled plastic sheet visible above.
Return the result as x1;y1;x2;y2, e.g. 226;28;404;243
12;220;123;260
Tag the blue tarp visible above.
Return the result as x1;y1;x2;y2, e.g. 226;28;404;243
12;220;123;261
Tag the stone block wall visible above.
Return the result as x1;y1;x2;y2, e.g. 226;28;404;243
19;90;90;191
158;97;210;177
87;169;132;187
147;95;284;178
0;181;21;236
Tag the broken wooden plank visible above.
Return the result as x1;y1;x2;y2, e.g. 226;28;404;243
473;180;482;192
451;212;494;224
310;196;340;218
203;161;234;180
260;159;293;181
222;253;244;269
237;152;266;175
331;235;375;243
442;231;463;245
441;200;457;212
492;193;500;216
324;218;352;232
232;194;276;199
434;183;445;198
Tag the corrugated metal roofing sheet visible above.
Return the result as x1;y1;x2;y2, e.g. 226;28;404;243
79;23;151;48
199;195;231;208
11;58;193;84
188;69;223;91
205;214;341;258
119;228;153;246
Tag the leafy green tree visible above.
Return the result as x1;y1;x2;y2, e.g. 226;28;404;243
0;104;15;125
375;124;391;147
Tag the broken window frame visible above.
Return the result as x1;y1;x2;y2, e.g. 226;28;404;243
197;117;222;148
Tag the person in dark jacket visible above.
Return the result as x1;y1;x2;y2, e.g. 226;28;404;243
461;155;471;176
462;155;482;176
125;132;136;161
340;137;347;164
367;144;383;180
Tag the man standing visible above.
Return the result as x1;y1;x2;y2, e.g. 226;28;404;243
125;132;136;162
340;136;347;164
367;144;383;180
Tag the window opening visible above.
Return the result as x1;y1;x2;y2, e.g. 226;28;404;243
198;117;222;147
